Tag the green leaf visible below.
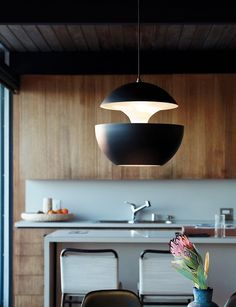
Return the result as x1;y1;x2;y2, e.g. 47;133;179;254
172;262;198;284
196;264;208;289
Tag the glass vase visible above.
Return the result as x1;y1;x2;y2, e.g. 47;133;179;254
187;287;219;307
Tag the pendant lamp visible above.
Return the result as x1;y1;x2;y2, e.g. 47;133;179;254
95;0;184;166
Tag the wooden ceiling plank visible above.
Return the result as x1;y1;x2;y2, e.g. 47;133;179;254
67;25;89;51
22;25;51;52
216;25;236;49
0;32;16;51
81;25;101;51
109;25;124;51
165;24;183;50
8;25;39;52
203;25;226;49
95;25;113;51
152;25;168;50
190;25;212;49
52;25;77;51
0;25;26;52
122;25;136;51
1;23;236;54
37;25;63;52
141;24;157;50
178;25;196;50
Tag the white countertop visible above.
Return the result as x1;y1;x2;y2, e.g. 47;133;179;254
15;219;221;229
44;228;236;244
15;220;182;228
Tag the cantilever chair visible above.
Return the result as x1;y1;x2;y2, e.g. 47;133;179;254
81;289;142;307
60;248;120;307
138;250;193;306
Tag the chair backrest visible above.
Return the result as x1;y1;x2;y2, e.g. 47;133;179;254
139;249;193;295
81;289;142;307
60;248;119;295
224;292;236;307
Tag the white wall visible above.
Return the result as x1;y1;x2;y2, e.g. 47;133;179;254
26;179;236;222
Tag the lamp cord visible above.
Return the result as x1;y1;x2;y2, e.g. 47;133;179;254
136;0;141;82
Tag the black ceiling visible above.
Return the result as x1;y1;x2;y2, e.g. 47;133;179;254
1;1;236;24
1;1;236;82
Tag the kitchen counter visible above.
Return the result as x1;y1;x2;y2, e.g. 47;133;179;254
15;219;229;229
44;228;236;307
15;220;182;228
45;228;236;243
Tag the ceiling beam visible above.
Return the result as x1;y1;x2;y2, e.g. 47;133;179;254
1;1;236;23
10;51;236;75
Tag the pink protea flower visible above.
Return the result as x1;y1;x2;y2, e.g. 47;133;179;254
181;235;195;249
169;234;195;257
169;234;209;290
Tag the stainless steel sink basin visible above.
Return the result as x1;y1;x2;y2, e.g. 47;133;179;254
97;220;172;224
134;220;167;224
97;220;131;223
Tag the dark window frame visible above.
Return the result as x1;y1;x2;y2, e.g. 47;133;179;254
0;83;4;307
0;84;12;307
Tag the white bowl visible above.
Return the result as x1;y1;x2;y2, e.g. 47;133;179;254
21;212;74;222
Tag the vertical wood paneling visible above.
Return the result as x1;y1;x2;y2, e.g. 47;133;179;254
15;276;44;295
14;256;44;275
222;75;236;177
14;295;43;307
13;229;52;306
13;74;236;307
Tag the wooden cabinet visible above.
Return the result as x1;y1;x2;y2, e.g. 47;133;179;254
13;229;52;307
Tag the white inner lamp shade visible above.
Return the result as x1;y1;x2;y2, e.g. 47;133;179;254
101;100;178;123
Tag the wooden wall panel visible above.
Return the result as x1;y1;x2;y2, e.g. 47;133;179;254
14;295;43;307
13;74;236;306
222;75;236;178
14;74;236;182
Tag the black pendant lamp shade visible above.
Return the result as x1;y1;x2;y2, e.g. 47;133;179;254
101;81;178;124
95;123;184;166
95;81;184;165
101;81;177;108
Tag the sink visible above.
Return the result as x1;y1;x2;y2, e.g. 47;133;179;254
97;220;173;224
134;220;168;224
97;220;131;223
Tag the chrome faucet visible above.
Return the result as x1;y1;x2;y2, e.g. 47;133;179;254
125;200;151;223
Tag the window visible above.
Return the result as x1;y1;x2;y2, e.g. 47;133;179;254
0;83;3;307
0;84;11;307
